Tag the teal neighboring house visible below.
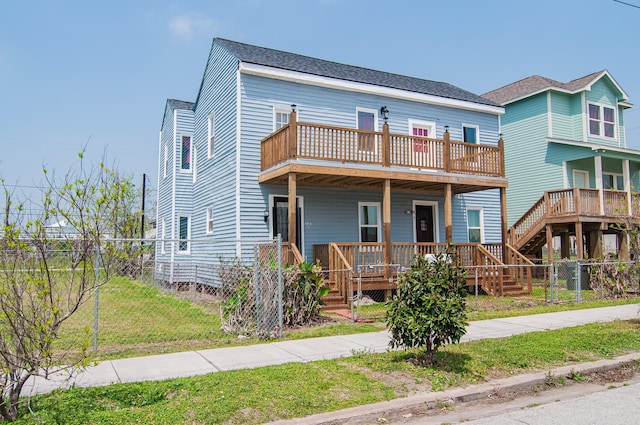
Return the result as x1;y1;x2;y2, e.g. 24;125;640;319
483;70;638;261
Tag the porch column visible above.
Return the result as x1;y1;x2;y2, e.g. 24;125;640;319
624;159;631;215
575;221;584;260
594;155;604;215
500;187;508;263
289;109;298;160
560;232;571;259
383;179;392;271
589;229;603;259
445;183;452;243
288;173;297;253
546;224;554;264
618;232;630;261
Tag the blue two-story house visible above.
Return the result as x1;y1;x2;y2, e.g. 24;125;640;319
483;70;638;262
156;38;529;304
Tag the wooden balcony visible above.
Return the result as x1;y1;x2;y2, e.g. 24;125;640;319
259;111;506;194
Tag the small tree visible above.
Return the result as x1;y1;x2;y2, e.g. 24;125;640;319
386;251;468;366
0;154;137;421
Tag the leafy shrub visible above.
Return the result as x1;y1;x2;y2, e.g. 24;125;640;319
220;259;328;337
386;251;468;365
589;257;640;298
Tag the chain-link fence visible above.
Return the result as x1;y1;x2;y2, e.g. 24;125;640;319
30;237;286;358
339;259;640;322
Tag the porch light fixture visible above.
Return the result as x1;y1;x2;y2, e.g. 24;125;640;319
405;209;413;215
380;106;389;124
263;210;269;222
444;125;449;133
291;104;297;112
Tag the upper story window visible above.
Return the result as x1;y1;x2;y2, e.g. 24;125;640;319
181;135;192;171
274;108;290;130
208;113;215;159
603;172;624;191
462;124;479;144
163;143;169;178
588;103;615;139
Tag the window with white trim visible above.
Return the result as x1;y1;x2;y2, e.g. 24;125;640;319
207;113;215;158
178;215;190;252
603;172;624;191
206;206;214;234
466;208;483;243
588;103;615;138
180;135;191;171
358;202;380;242
163;143;169;178
573;170;589;188
274;108;290;130
462;124;479;144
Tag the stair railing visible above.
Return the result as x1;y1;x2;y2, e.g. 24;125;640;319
475;245;504;296
328;243;353;304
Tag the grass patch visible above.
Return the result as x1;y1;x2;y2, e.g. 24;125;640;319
16;320;640;424
56;276;640;360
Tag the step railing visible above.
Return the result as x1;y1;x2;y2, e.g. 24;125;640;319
475;245;504;296
327;242;353;304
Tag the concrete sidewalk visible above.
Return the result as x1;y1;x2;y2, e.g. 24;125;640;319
25;303;640;395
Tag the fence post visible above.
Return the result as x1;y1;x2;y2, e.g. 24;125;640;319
474;266;479;312
549;262;554;304
277;234;283;338
576;261;582;302
93;243;100;354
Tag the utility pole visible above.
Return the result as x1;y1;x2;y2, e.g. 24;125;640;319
140;173;146;240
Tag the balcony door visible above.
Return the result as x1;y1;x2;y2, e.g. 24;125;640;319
272;196;302;248
409;120;436;169
357;108;377;160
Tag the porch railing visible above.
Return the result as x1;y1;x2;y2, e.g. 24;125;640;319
315;242;533;299
261;117;504;178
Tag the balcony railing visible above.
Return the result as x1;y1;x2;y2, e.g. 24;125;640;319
261;117;504;178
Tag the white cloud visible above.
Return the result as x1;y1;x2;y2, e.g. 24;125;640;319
169;14;214;40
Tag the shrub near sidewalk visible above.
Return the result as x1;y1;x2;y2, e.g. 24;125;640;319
221;260;329;337
386;251;468;365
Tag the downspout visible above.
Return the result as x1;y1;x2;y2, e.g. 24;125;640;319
170;110;177;280
235;67;242;256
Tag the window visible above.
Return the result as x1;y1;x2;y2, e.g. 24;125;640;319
588;103;615;138
467;208;483;243
357;108;377;152
178;216;190;252
180;135;191;171
206;206;214;234
160;218;166;254
603;173;624;191
358;202;380;242
274;108;290;130
163;143;169;178
207;113;215;159
463;124;479;144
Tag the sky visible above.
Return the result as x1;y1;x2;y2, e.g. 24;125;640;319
2;0;640;215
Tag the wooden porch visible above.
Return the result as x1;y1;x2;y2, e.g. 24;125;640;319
509;188;640;262
308;242;533;308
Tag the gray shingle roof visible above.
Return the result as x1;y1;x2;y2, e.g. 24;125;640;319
483;71;608;105
216;38;500;108
166;99;195;111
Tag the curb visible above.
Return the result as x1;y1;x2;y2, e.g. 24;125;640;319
267;352;640;425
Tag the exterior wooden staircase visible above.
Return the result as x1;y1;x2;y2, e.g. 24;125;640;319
508;188;637;260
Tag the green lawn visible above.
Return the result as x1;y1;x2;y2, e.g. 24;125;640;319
56;277;640;360
17;320;640;424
